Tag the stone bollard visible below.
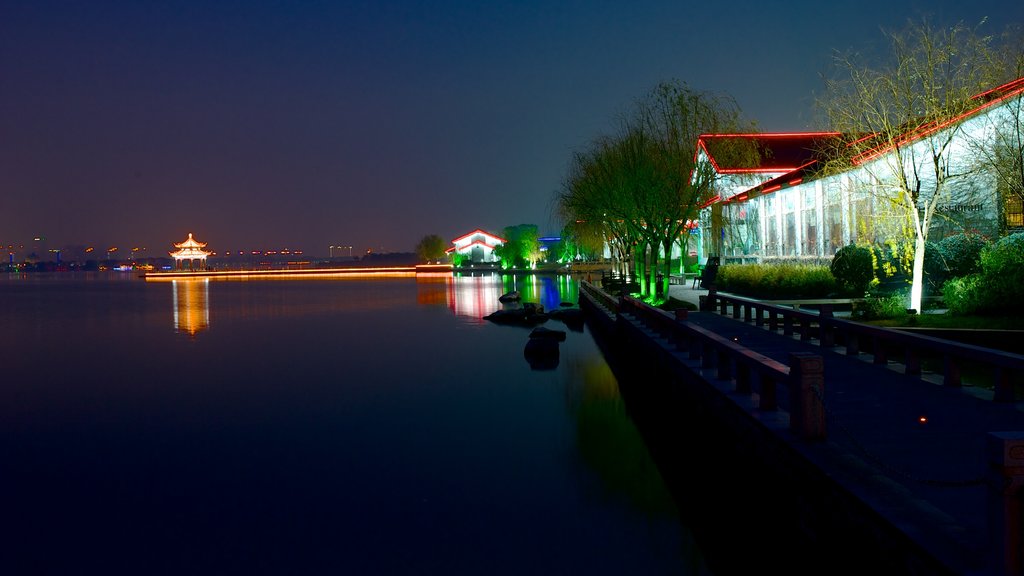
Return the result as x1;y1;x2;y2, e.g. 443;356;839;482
789;352;826;441
988;432;1024;576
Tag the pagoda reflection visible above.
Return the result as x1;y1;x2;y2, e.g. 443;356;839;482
172;278;210;336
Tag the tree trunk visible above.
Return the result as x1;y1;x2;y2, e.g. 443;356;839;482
648;244;658;299
661;238;673;299
910;234;926;313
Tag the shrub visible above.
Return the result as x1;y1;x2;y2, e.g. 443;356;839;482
942;275;985;315
716;263;836;299
830;244;874;295
852;289;909;320
977;232;1024;313
937;233;989;278
941;232;1024;315
922;241;947;290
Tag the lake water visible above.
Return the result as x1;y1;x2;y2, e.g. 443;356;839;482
0;271;713;575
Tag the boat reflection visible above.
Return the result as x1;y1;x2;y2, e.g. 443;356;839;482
172;278;210;337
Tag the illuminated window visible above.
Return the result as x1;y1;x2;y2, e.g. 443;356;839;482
1007;195;1024;228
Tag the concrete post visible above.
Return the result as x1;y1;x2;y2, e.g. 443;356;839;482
789;352;826;441
988;432;1024;576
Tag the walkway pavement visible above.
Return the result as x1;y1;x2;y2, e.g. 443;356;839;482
612;283;1024;574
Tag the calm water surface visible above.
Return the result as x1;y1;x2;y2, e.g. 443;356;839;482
1;272;712;575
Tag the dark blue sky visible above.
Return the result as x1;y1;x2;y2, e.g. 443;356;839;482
4;0;1023;257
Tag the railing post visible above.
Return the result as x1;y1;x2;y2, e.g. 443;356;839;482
845;332;860;356
672;309;688;351
759;372;777;411
789;353;826;441
799;317;812;341
944;355;963;388
701;341;715;369
704;288;717;311
815;305;831;344
735;361;752;394
716;348;732;380
872;337;888;365
904;347;921;377
994;367;1014;403
988;432;1024;576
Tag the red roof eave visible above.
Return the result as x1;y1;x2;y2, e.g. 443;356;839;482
852;76;1024;165
450;228;507;245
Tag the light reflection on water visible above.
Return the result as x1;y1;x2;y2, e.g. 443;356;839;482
172;278;210;336
0;272;710;575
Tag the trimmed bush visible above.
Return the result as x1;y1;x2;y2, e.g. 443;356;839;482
716;263;836;299
937;233;989;278
830;244;874;295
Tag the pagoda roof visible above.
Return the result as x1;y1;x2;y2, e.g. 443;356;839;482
174;233;208;249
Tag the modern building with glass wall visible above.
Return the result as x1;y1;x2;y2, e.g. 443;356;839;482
697;77;1024;264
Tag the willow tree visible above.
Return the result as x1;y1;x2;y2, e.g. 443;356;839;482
561;135;647;280
817;17;1002;312
631;81;755;299
558;80;756;301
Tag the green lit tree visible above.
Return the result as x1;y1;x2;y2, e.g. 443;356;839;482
557;80;756;302
495;224;541;269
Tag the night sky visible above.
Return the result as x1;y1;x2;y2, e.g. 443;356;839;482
4;0;1023;258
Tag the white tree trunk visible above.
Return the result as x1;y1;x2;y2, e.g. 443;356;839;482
910;234;926;312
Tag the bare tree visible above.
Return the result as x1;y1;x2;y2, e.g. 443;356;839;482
965;25;1024;236
818;17;1001;312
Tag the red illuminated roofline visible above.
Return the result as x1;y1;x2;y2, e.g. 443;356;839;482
852;76;1024;165
698;131;842;139
450;228;507;245
445;239;502;254
971;76;1024;101
695;132;842;174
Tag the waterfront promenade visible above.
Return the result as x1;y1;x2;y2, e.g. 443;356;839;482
586;282;1024;575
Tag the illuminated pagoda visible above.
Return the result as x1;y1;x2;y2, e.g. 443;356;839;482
169;233;212;270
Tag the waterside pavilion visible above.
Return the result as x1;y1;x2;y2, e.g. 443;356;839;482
170;233;212;270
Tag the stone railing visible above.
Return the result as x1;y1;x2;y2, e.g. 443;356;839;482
705;290;1024;402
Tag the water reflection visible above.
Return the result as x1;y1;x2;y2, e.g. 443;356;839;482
172;278;210;336
567;355;678;517
437;272;580;321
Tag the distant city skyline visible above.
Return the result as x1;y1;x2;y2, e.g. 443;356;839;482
4;1;1023;255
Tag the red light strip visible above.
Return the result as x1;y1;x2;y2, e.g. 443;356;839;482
449;229;508;245
852;78;1024;165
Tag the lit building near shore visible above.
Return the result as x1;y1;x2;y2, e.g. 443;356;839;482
697;76;1024;264
169;233;212;270
446;229;505;263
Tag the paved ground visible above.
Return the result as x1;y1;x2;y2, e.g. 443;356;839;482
597;282;1024;575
